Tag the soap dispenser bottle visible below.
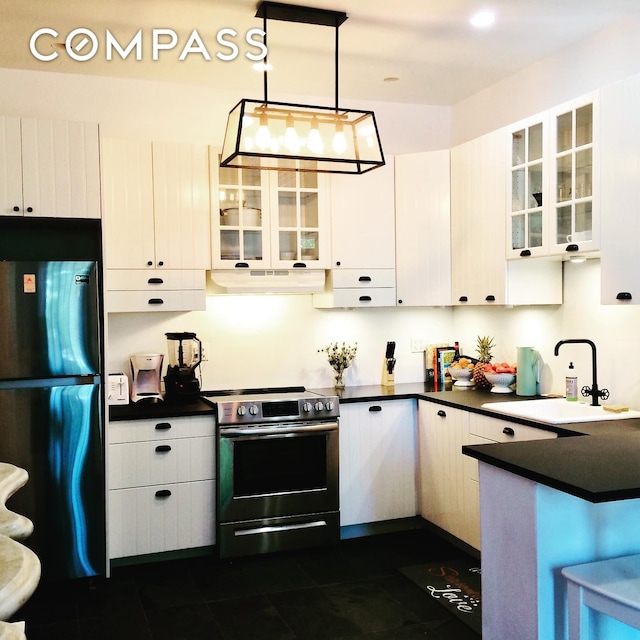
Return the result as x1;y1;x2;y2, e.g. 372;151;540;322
566;362;578;401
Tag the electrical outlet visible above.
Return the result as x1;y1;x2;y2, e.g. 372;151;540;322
410;338;425;353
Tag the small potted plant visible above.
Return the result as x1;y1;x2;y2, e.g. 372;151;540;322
318;342;358;389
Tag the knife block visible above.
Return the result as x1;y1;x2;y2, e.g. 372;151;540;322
382;359;395;387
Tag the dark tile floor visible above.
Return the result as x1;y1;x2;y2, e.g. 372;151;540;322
13;528;481;639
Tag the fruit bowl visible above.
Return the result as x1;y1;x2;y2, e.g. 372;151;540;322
484;371;516;393
448;366;475;388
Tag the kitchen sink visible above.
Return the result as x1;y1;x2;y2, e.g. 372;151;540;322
481;398;640;424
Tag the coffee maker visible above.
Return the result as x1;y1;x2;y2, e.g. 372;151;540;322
129;353;164;402
164;332;202;401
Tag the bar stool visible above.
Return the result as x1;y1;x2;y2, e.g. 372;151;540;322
562;554;640;639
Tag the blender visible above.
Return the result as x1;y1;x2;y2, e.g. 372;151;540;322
164;332;202;401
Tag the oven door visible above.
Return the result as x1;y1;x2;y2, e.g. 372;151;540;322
218;420;339;523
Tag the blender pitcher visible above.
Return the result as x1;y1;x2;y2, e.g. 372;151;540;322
164;332;202;400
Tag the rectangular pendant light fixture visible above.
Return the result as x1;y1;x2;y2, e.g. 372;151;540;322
219;1;385;174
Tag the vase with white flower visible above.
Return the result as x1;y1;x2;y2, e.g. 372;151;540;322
318;342;358;389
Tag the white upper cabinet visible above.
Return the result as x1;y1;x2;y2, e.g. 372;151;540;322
600;74;640;304
0;116;100;219
395;150;451;307
549;94;599;257
102;138;211;270
213;154;330;270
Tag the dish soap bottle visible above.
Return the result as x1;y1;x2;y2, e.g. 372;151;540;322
566;362;578;402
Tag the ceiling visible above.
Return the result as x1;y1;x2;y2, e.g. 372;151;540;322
2;0;640;106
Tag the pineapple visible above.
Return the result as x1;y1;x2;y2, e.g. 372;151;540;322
472;336;495;389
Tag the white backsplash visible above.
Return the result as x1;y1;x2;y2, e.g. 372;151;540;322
107;258;640;408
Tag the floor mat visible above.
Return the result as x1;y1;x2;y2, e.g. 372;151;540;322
399;558;481;635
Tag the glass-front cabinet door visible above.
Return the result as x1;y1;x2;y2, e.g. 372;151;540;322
507;116;548;258
550;96;598;255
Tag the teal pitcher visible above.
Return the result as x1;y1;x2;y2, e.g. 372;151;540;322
516;347;539;396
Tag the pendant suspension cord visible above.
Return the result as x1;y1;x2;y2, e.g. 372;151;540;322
263;12;268;104
334;20;339;112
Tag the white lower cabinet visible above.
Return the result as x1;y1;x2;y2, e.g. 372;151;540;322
107;415;216;559
419;402;557;550
339;399;418;527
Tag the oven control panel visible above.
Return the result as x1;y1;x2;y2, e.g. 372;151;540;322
217;396;340;425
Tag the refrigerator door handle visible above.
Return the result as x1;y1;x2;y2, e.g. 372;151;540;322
0;375;100;390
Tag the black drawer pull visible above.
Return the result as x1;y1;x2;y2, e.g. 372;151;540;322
12;206;19;212
158;261;164;266
155;489;172;498
293;262;307;268
148;277;164;284
235;262;249;268
148;298;164;305
485;295;496;302
459;296;468;302
335;261;341;266
437;409;446;418
147;260;153;266
155;445;172;453
503;427;515;436
616;292;632;300
155;422;171;430
26;207;33;213
359;295;372;302
565;243;580;252
520;249;531;257
397;299;403;304
368;405;382;412
358;275;372;282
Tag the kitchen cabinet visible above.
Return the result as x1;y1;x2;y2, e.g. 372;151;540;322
418;401;556;550
395;150;452;307
451;128;563;306
101;138;211;312
339;399;418;527
313;159;396;308
600;74;640;304
107;415;216;559
0;116;100;219
212;152;330;270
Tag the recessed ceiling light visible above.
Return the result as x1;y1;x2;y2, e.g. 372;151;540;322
470;10;496;29
383;76;400;83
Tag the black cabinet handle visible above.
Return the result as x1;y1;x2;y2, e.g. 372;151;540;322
359;296;372;302
358;276;372;282
368;405;382;412
155;445;172;453
157;261;164;266
235;262;249;268
293;262;307;268
147;261;153;266
616;292;632;300
26;207;33;213
335;261;341;266
485;295;496;302
155;422;171;430
148;298;164;305
398;299;403;304
520;249;531;257
503;427;515;436
12;206;19;212
437;409;446;417
148;278;164;284
459;296;468;302
155;489;172;498
565;244;580;252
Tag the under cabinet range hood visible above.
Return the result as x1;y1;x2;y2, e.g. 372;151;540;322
210;269;326;293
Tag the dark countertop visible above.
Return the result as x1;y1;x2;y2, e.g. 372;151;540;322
108;382;640;504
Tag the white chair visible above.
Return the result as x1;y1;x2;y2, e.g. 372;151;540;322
562;554;640;639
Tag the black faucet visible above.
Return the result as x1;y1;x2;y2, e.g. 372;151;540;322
553;339;609;406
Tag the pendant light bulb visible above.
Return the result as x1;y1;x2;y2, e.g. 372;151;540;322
307;117;324;154
332;120;347;154
284;115;301;153
255;113;271;150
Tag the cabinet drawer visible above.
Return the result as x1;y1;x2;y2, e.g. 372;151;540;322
469;413;557;442
108;479;216;558
328;287;396;308
109;415;215;444
106;289;206;312
331;269;396;289
106;269;205;291
108;436;215;488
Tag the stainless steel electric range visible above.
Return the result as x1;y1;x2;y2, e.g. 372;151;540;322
202;387;340;558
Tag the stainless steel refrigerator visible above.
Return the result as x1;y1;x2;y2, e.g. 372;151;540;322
0;220;105;581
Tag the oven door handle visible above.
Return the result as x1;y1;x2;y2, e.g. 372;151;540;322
220;421;338;437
